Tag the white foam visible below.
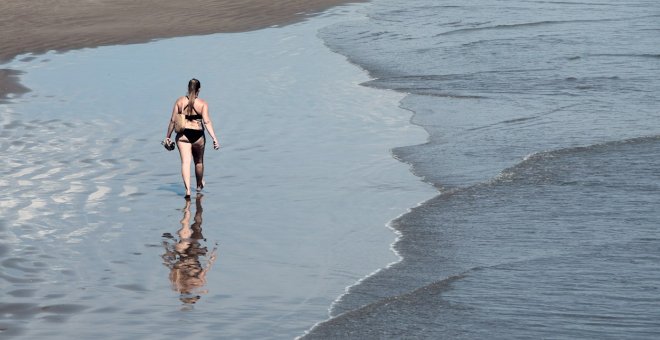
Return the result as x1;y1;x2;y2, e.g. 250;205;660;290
119;185;138;198
31;167;62;180
87;185;110;202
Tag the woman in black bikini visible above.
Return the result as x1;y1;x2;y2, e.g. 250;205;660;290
164;78;220;198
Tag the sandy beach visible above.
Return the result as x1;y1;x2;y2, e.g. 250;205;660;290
0;0;361;101
0;2;436;338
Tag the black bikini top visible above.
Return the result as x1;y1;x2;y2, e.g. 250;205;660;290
185;113;203;121
183;97;202;121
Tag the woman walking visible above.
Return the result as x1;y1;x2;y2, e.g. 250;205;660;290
164;78;220;198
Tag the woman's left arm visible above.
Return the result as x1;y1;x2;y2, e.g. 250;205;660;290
201;101;220;150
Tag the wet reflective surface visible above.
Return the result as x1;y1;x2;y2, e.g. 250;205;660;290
0;4;433;338
162;195;218;308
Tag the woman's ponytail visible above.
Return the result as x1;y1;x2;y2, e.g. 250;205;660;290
187;78;201;114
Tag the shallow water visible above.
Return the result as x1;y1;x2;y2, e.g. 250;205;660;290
0;5;434;338
305;0;660;338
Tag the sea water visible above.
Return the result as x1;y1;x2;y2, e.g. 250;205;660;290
303;0;660;338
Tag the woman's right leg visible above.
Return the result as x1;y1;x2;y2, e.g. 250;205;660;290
177;138;193;197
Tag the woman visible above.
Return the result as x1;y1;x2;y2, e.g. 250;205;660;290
164;78;220;198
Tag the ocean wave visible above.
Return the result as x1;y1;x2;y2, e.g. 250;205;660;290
497;134;660;182
434;15;660;37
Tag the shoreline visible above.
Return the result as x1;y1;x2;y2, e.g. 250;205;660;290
0;0;362;102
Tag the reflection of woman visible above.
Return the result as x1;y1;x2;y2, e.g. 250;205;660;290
162;195;217;305
164;78;220;198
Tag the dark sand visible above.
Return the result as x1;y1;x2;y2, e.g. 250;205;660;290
0;0;361;101
0;69;29;103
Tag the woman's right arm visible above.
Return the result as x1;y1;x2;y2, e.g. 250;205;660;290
201;101;220;150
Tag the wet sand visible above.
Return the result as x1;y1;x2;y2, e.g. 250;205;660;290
0;70;29;103
0;4;436;337
0;0;361;101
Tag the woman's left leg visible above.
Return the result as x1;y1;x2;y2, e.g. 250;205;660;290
191;135;206;191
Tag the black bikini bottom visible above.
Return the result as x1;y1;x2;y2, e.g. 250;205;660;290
179;129;205;144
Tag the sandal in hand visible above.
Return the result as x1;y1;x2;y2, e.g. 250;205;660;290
162;138;175;151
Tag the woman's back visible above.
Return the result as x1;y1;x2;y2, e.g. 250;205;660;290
177;96;207;130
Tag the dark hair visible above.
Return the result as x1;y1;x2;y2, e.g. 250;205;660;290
187;78;201;114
